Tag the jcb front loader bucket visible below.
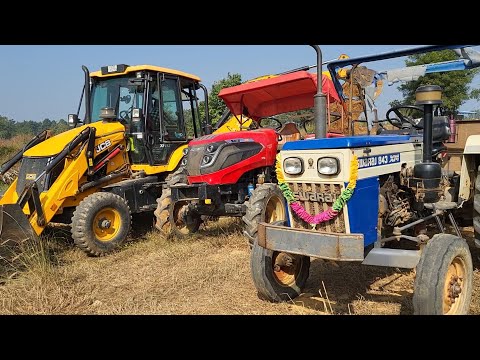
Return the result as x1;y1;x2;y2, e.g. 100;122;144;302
0;204;38;269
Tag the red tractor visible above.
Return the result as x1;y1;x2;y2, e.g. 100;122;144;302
157;69;344;242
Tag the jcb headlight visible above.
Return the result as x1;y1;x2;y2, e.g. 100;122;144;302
317;157;339;176
283;157;304;175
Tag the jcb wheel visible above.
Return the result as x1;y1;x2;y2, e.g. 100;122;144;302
71;192;131;257
413;234;473;315
473;165;480;249
243;183;286;247
250;222;311;303
154;167;200;237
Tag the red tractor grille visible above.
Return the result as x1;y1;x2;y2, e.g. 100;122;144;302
185;145;205;176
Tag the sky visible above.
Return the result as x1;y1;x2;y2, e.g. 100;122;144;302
0;45;479;122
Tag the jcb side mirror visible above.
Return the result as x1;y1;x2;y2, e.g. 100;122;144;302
68;114;79;128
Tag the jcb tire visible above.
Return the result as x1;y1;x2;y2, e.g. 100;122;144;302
473;165;480;249
71;192;131;257
243;183;286;247
250;234;310;303
154;167;200;237
413;234;473;315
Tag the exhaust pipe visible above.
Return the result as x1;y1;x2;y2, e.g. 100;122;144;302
412;85;443;205
310;45;327;139
199;84;212;135
82;65;91;124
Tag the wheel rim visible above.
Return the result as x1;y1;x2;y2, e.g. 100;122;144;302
272;252;300;286
93;207;121;242
443;256;468;314
172;201;197;235
265;194;285;224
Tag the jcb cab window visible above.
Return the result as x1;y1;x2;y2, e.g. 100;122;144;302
161;78;186;141
90;77;144;123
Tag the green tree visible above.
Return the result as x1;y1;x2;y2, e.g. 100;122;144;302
391;50;480;113
0;116;71;139
53;119;69;134
201;73;242;126
470;88;480;101
41;118;53;130
17;120;41;135
0;116;15;139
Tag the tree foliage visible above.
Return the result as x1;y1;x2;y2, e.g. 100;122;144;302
0;115;69;139
391;50;480;113
0;116;15;139
200;73;242;126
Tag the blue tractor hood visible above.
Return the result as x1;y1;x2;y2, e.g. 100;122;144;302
282;135;421;151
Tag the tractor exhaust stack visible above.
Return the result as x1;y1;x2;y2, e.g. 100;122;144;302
311;45;327;139
413;85;443;205
82;65;91;124
416;85;443;162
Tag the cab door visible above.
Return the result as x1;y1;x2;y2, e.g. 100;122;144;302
146;74;188;165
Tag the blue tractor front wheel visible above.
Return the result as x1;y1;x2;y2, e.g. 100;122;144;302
413;234;473;315
250;221;311;303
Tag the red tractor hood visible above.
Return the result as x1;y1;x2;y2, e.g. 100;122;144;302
188;128;275;147
186;129;278;185
218;71;340;120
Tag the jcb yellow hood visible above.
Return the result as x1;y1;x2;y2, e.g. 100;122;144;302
23;121;126;157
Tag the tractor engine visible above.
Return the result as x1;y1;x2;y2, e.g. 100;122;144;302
379;169;457;229
379;175;414;227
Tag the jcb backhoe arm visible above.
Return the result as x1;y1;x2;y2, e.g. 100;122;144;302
0;127;95;268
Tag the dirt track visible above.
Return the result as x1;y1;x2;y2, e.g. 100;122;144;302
0;218;479;315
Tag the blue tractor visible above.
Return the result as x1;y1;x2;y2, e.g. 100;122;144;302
248;45;480;315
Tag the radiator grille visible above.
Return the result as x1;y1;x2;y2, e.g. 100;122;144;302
185;145;205;176
288;182;346;233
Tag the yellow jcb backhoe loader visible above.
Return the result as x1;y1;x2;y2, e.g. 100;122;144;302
0;63;245;264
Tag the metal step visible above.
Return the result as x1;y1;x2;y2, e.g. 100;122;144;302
362;248;421;269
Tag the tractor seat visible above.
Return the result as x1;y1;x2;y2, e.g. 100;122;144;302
377;116;451;143
277;123;302;150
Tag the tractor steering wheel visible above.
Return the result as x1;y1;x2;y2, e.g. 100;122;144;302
258;117;284;141
259;117;283;131
119;109;132;122
386;105;424;129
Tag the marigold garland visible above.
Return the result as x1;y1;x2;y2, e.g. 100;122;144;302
276;153;358;225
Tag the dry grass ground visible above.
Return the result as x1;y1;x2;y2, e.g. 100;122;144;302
0;134;29;193
0;134;31;163
0;218;479;315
